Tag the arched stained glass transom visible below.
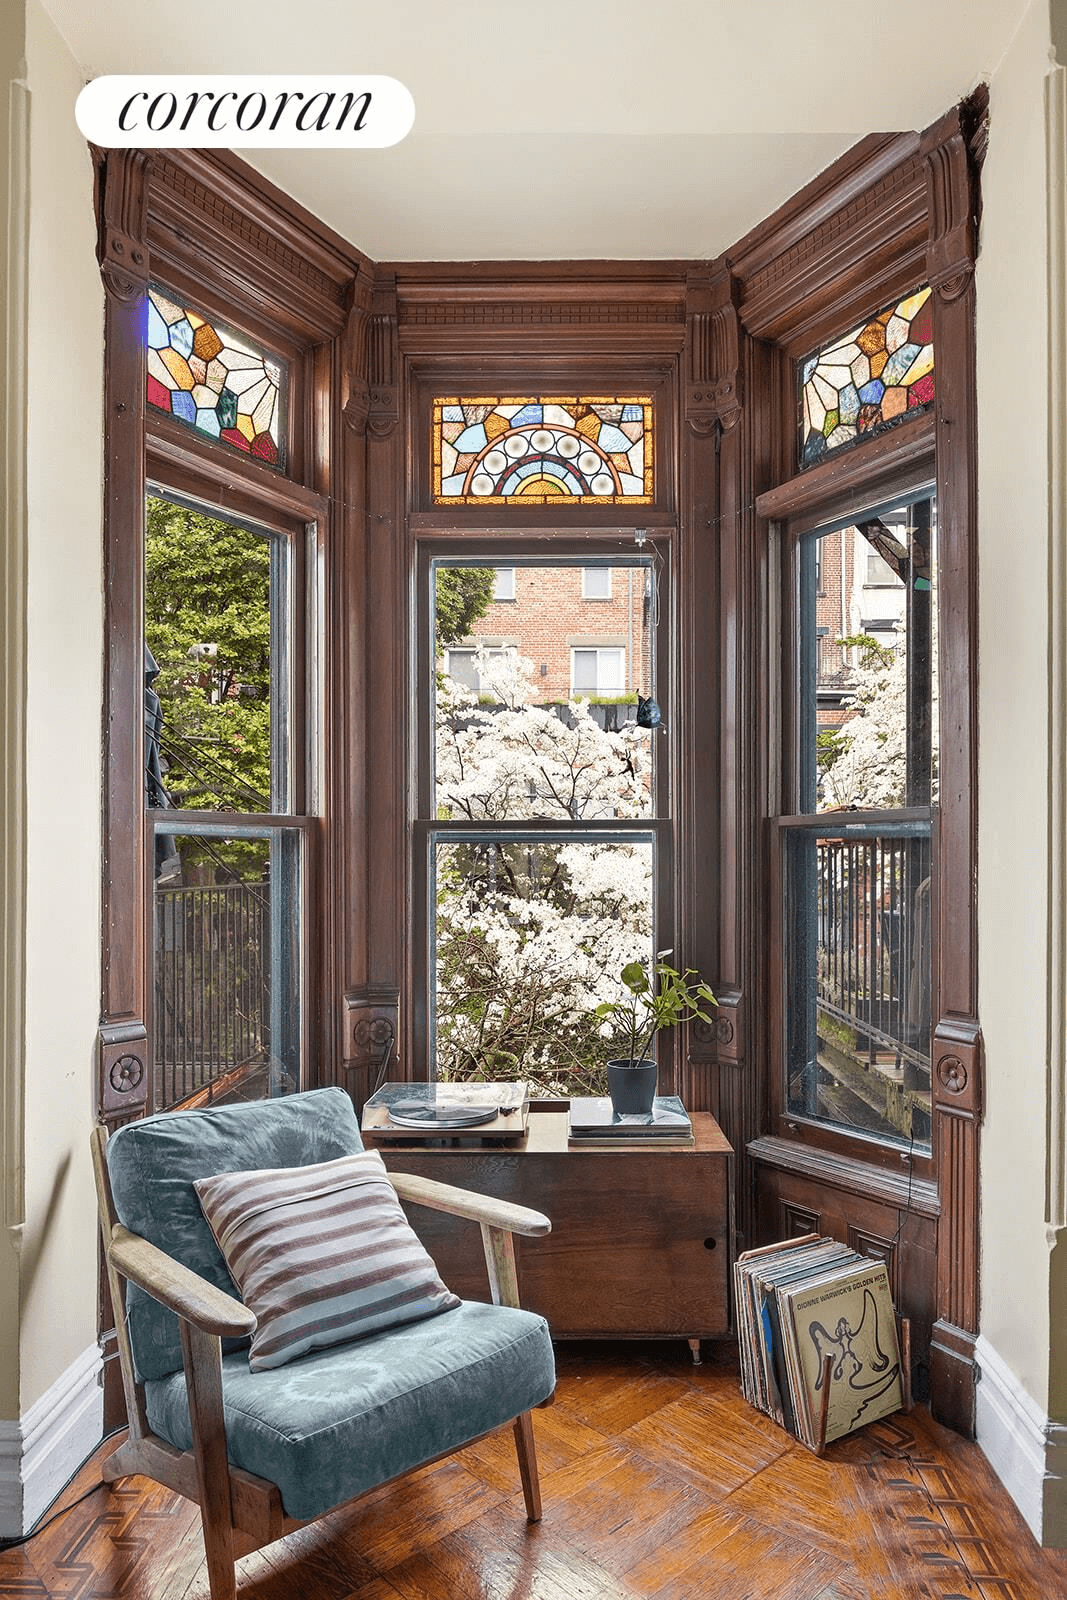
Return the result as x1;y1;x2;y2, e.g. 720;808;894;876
432;397;654;504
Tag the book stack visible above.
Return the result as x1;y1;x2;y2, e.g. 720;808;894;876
734;1234;906;1452
567;1095;694;1147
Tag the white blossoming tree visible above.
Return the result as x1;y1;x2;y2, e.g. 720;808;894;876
818;627;938;811
434;648;656;1095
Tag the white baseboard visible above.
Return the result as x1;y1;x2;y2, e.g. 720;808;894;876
976;1334;1067;1546
0;1343;103;1539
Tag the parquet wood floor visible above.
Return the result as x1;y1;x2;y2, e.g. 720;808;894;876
3;1341;1067;1600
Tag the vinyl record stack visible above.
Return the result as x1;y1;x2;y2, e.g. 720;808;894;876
734;1233;910;1453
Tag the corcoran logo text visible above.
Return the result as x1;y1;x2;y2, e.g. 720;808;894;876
76;75;415;148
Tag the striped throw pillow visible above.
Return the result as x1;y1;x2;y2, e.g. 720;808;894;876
193;1150;461;1371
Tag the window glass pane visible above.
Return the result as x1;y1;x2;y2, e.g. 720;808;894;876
145;495;288;813
799;287;934;467
146;285;287;468
583;567;612;599
151;827;302;1111
432;397;653;504
433;836;654;1097
493;567;516;600
445;649;478;690
572;649;598;692
802;499;937;813
434;561;656;820
783;821;932;1151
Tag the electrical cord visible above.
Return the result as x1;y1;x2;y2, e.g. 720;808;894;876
0;1427;126;1552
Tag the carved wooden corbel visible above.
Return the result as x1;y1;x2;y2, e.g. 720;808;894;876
340;265;374;435
95;148;150;303
367;272;400;440
342;987;401;1110
921;106;980;303
685;266;743;436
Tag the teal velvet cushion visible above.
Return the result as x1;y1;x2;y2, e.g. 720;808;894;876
105;1088;365;1382
144;1300;556;1521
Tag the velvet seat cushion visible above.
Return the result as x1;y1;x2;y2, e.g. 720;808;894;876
105;1088;366;1382
144;1299;555;1521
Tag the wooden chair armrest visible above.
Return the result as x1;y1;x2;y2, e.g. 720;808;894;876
387;1172;551;1237
108;1225;257;1339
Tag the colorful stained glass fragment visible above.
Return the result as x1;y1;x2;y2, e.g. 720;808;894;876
799;288;934;467
145;285;286;468
432;396;654;503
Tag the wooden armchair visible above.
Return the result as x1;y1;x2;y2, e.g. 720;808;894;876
91;1088;554;1600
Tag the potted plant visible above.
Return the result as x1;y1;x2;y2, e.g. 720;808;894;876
594;953;717;1116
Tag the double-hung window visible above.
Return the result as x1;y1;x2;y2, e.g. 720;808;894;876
779;493;937;1155
143;284;320;1112
416;550;670;1099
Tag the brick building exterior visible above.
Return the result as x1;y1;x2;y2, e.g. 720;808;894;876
445;563;655;707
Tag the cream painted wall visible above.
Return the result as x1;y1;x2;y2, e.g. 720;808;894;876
17;0;103;1410
0;0;30;1429
976;0;1056;1405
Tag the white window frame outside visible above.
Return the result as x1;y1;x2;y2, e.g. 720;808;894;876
571;645;626;696
582;566;612;600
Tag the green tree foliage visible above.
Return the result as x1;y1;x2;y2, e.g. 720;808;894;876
434;566;496;650
145;497;272;876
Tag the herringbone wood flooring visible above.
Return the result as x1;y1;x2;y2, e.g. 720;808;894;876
3;1341;1066;1600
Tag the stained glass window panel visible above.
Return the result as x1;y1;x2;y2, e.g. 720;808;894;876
146;285;287;469
432;397;654;504
799;288;934;467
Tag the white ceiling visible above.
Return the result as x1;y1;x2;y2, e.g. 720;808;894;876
44;0;1027;261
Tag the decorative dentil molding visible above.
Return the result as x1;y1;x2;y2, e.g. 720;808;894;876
151;155;345;311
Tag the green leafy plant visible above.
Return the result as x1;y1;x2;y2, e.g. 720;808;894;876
594;953;717;1067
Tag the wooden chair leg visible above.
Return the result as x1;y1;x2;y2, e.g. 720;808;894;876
180;1320;238;1600
512;1411;542;1523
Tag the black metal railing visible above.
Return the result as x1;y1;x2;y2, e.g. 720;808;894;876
816;832;931;1075
784;816;932;1144
153;880;270;1110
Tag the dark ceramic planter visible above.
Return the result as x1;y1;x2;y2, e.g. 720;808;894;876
606;1057;658;1117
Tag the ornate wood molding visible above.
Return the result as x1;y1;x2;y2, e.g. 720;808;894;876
143;150;364;346
95;148;149;304
367;273;400;440
98;1023;150;1125
342;988;401;1110
685;266;742;435
341;266;375;436
921;106;978;303
729;134;928;347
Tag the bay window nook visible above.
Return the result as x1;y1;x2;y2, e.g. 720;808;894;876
9;0;1067;1563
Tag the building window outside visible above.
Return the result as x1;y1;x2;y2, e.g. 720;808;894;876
493;567;516;601
582;566;612;600
572;646;626;696
444;645;514;693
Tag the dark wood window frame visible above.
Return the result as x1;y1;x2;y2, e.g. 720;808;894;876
411;531;677;1087
765;423;940;1182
